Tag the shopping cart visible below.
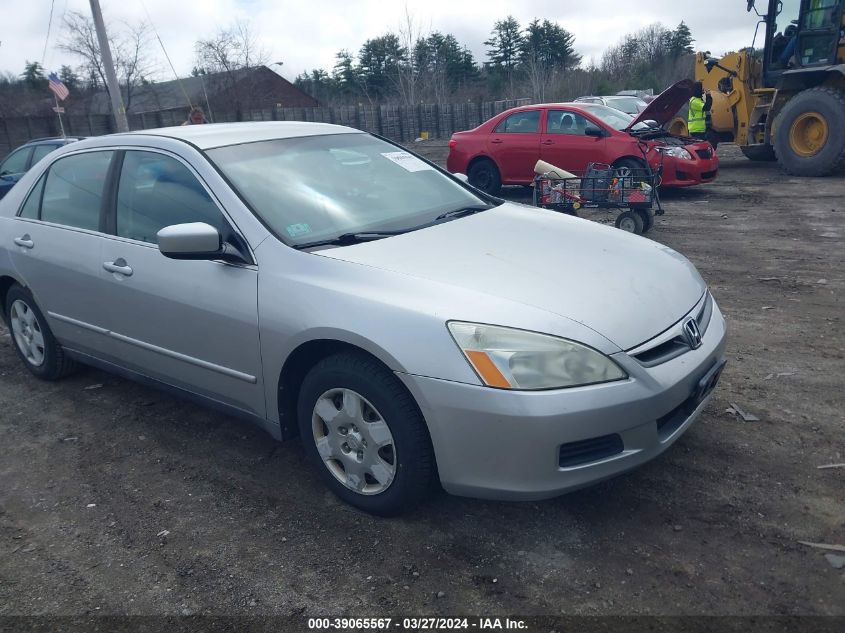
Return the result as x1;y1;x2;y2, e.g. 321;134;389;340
532;162;664;234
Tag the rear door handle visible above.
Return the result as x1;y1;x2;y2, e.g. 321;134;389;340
491;139;504;144
14;235;34;249
103;259;133;277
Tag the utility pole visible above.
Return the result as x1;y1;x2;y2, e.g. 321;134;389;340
89;0;129;132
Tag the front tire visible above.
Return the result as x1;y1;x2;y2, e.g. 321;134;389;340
773;87;845;177
467;159;502;196
740;144;777;162
5;284;75;380
297;351;435;516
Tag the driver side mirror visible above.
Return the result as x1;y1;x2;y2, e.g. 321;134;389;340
584;125;606;138
157;222;246;263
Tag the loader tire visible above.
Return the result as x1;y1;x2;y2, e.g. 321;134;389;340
740;145;777;162
773;86;845;177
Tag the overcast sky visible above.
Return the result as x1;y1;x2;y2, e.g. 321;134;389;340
2;0;762;83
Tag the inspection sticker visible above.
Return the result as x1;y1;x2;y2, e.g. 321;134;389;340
286;223;312;238
380;151;432;172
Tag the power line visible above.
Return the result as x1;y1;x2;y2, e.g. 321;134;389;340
139;0;193;110
42;0;57;66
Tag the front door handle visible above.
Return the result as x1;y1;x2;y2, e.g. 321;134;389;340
103;258;133;277
541;139;554;145
14;235;34;249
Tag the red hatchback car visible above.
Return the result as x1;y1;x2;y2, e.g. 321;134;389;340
447;80;719;195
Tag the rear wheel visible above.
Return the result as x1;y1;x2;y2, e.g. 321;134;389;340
467;159;502;196
5;285;75;380
773;87;845;176
616;210;644;235
297;351;435;516
740;144;777;162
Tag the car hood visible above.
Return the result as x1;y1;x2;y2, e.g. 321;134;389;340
317;204;706;350
627;79;696;130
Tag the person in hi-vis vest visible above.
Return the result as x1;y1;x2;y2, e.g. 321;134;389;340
688;81;716;148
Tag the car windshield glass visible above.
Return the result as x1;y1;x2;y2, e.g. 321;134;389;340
578;104;650;132
207;134;488;246
605;97;644;113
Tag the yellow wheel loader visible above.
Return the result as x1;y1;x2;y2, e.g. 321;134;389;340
669;0;845;176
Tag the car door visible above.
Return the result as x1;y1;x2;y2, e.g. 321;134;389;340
0;145;34;198
486;109;542;184
96;149;265;418
8;150;115;356
540;109;608;174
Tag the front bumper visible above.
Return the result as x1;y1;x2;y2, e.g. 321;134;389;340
659;154;719;187
398;300;727;501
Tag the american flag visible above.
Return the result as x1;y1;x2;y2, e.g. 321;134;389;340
48;72;69;101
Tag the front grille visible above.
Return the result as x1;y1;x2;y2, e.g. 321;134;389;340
676;170;690;180
696;148;713;159
631;294;713;367
701;170;717;180
559;434;624;468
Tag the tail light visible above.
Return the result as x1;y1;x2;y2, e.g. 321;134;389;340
448;139;457;150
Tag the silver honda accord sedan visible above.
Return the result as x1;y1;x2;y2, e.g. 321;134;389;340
0;122;726;515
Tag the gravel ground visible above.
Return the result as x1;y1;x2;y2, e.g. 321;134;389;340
0;144;842;621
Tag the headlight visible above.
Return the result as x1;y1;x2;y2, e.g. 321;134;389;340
658;146;693;160
447;322;627;390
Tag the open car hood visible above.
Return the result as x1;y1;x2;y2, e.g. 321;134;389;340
626;79;696;130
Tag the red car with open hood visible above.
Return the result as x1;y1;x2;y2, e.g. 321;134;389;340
447;79;719;195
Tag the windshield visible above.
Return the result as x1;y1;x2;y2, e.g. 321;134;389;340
207;134;487;246
605;97;645;114
578;104;650;132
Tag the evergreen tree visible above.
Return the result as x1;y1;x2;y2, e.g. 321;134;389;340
667;21;695;57
58;65;80;91
484;16;524;95
21;61;47;89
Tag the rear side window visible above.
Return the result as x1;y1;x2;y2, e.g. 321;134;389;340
18;174;46;219
494;111;540;134
0;147;32;176
30;144;60;165
41;151;113;231
116;151;224;244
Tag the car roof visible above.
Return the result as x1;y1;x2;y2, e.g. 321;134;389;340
23;136;85;146
118;121;363;150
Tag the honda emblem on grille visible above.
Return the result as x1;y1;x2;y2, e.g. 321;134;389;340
683;318;703;349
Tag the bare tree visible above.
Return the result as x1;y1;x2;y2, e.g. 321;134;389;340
395;6;426;106
195;20;269;119
58;10;158;112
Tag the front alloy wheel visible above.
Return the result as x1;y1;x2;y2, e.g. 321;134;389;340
312;388;397;495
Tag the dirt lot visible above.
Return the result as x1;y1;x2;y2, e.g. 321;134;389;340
0;144;842;621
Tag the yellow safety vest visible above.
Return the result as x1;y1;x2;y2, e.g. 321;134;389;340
688;96;706;134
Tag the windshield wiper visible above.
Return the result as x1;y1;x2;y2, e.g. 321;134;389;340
293;230;405;250
434;205;493;222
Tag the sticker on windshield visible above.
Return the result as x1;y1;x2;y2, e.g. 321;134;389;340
380;151;432;172
286;223;312;238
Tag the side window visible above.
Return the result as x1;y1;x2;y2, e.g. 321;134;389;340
0;147;32;176
116;151;224;244
19;173;46;219
546;111;591;136
30;144;59;165
494;111;541;134
41;151;113;231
